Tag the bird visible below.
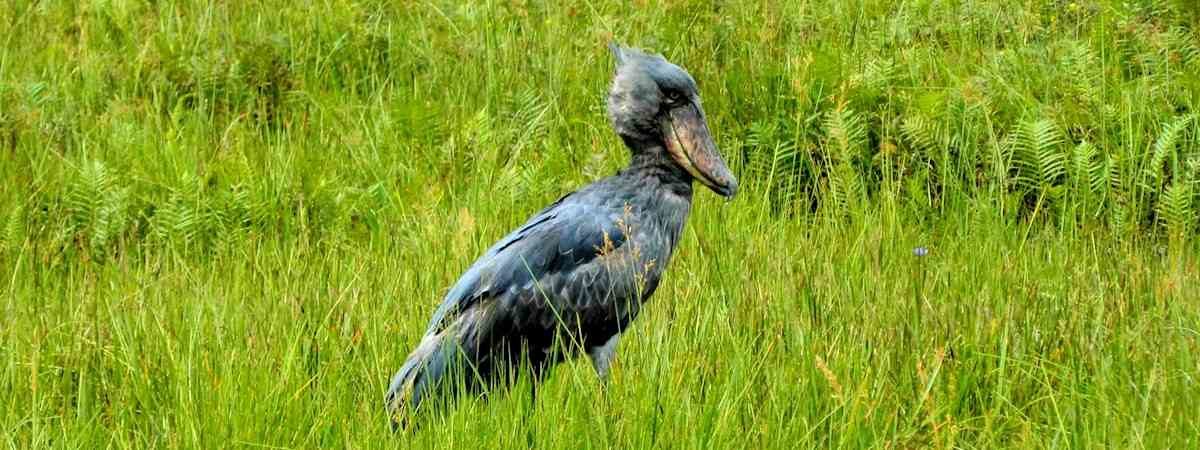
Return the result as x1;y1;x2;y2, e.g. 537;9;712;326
384;42;738;428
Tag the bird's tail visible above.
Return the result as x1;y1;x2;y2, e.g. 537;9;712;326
384;331;463;429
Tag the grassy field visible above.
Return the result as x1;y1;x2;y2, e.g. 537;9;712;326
2;0;1199;448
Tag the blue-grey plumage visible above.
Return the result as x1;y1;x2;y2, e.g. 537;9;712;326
385;43;737;428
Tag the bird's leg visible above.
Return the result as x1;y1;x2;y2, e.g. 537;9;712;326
524;366;541;449
587;333;622;385
528;376;538;404
525;356;546;409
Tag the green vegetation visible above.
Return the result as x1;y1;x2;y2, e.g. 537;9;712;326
2;0;1198;447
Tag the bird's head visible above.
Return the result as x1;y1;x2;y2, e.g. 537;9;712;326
606;42;738;199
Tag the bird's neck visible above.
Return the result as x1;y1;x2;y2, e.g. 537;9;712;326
614;137;694;259
618;136;694;197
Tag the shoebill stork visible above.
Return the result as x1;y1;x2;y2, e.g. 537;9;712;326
384;43;737;427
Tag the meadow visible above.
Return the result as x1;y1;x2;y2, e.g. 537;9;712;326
2;0;1199;447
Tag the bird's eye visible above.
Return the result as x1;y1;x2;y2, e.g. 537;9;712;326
664;91;683;104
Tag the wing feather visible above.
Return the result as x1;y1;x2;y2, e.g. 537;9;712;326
422;196;627;336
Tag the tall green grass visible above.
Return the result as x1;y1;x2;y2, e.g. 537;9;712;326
2;0;1198;447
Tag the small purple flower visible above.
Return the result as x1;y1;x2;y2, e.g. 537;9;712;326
913;246;929;257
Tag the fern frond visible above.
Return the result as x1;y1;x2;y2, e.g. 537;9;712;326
62;160;132;255
767;140;800;206
1142;114;1193;190
503;89;550;163
901;113;955;162
745;120;801;204
466;107;495;142
66;160;112;226
153;173;207;245
851;58;896;92
2;202;25;251
1157;181;1193;236
902;115;938;152
820;108;867;216
1105;153;1126;195
824;108;866;162
1070;141;1104;194
221;185;252;228
743;121;780;188
1166;27;1200;70
1060;39;1101;107
825;160;862;216
90;186;130;254
1109;200;1130;238
1008;118;1065;190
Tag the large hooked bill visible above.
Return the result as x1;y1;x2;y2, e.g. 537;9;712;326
663;102;738;199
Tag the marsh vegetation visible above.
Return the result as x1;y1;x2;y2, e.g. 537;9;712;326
2;0;1198;447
